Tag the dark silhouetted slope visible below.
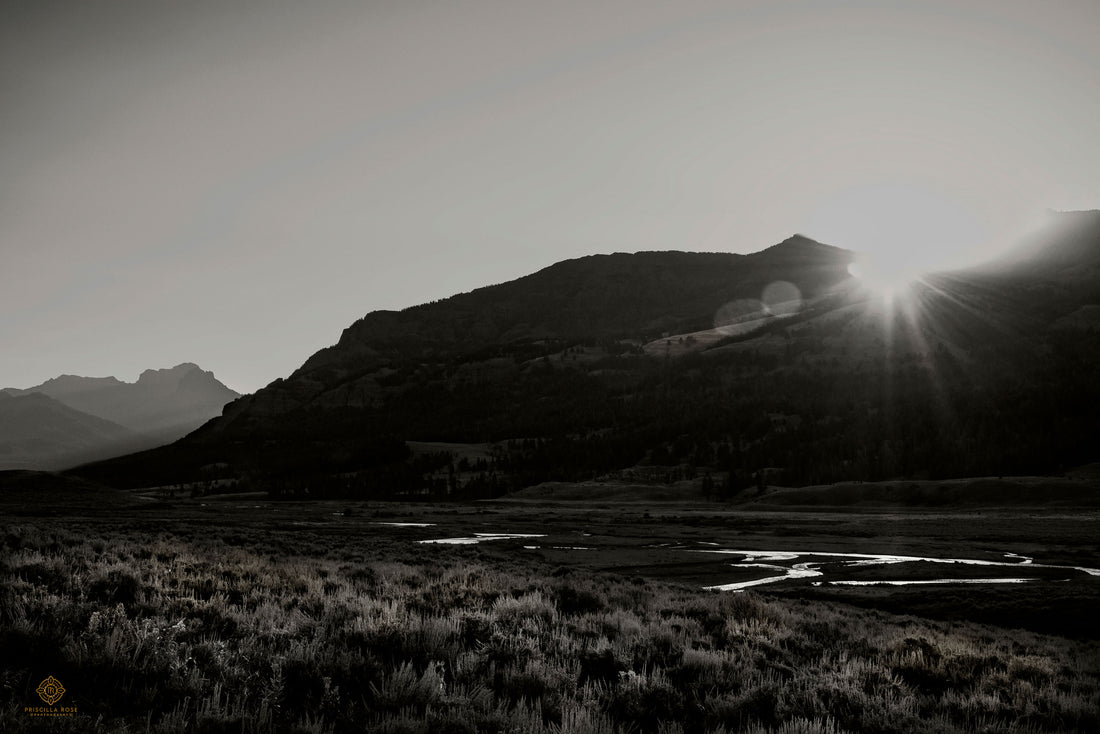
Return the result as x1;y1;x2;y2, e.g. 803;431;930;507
73;219;1100;495
221;238;853;420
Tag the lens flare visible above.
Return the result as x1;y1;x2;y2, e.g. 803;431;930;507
847;256;919;300
807;181;991;278
761;280;802;316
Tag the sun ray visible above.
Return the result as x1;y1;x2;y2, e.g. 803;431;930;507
848;268;1020;479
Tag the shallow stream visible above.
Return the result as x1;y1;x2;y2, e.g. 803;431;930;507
698;548;1100;591
387;523;1100;591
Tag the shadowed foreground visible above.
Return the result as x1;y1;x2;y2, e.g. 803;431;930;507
2;513;1098;734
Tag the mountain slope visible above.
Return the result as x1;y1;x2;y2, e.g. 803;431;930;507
309;235;849;367
6;363;240;438
0;393;145;470
987;209;1100;276
74;217;1100;494
222;237;853;420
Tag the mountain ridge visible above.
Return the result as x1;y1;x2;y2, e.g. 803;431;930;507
223;237;853;421
74;215;1100;494
0;392;139;470
3;362;239;470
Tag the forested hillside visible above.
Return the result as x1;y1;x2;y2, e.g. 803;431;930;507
73;216;1100;497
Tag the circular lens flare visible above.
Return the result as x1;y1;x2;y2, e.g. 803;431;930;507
761;280;802;316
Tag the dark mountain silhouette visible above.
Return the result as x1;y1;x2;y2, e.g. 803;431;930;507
221;236;851;419
74;214;1100;496
2;363;239;470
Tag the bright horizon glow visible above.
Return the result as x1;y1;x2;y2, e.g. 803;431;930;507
846;256;921;301
809;181;994;286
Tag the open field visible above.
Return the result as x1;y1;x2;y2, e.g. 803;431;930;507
2;484;1099;732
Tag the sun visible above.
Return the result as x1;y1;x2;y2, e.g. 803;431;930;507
806;181;990;292
846;254;921;300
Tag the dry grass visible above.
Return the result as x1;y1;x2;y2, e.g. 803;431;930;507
1;520;1098;733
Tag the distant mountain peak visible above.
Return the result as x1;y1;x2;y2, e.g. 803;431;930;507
776;234;820;247
4;364;240;464
36;374;124;394
137;363;202;382
757;235;849;260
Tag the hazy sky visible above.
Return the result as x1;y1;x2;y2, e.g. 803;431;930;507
4;0;1099;393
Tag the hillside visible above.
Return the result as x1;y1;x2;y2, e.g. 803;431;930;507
2;363;239;470
74;215;1100;496
220;237;852;419
5;363;239;438
748;475;1100;508
0;393;144;470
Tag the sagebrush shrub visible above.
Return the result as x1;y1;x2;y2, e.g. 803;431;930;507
2;521;1098;734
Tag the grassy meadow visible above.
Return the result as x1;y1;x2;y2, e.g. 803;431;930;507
2;502;1099;734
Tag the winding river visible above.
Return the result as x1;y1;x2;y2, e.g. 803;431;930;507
698;549;1100;591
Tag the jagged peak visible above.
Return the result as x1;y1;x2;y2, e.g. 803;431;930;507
136;363;206;384
138;362;200;377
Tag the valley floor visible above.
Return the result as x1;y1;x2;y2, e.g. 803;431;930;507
2;491;1098;732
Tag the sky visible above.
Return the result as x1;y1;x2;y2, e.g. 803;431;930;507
4;0;1100;394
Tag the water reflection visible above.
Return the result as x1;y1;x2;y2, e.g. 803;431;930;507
827;578;1033;586
373;522;436;527
418;533;545;545
700;549;1100;591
